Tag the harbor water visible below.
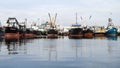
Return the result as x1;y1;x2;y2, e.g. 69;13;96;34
0;36;120;68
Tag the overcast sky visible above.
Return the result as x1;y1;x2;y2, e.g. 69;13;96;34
0;0;120;26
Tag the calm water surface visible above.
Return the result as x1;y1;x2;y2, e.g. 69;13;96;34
0;36;120;68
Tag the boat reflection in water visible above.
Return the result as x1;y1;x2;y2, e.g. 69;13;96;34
0;36;120;68
0;38;3;52
107;37;119;55
2;36;119;60
4;39;27;55
42;39;57;61
106;36;118;40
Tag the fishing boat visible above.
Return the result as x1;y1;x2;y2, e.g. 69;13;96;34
4;18;20;39
83;27;94;38
21;19;35;39
69;13;83;38
31;23;41;38
47;28;58;38
105;27;118;36
22;19;41;38
24;28;35;38
24;27;41;39
69;24;83;38
105;18;118;36
94;26;105;37
38;22;48;36
46;13;58;38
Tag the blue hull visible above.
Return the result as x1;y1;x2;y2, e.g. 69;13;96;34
105;28;118;36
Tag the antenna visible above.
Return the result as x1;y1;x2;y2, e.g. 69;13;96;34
53;13;57;24
76;13;78;24
0;21;1;27
89;15;92;20
37;18;40;26
108;18;112;23
25;18;27;27
108;12;114;26
108;12;112;23
80;16;83;20
48;13;52;23
48;13;57;28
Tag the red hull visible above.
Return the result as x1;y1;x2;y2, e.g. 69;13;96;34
5;33;20;39
84;32;93;38
24;34;35;38
69;34;83;37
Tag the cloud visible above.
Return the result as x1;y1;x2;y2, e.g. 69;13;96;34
0;0;120;26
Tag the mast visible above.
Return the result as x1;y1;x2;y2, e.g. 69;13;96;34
48;13;53;28
0;21;1;27
76;13;78;24
53;13;57;25
25;18;27;27
48;13;57;28
48;13;52;24
108;13;114;26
